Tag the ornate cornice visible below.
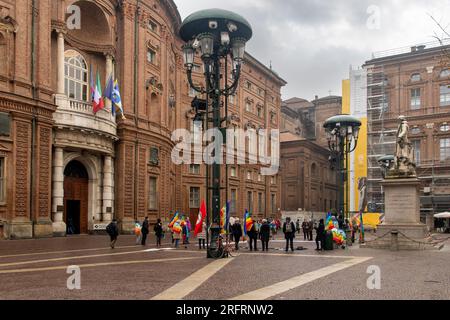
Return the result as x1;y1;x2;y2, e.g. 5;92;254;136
65;33;115;57
0;94;55;119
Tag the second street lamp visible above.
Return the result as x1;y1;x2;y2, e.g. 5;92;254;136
179;9;253;259
323;115;361;221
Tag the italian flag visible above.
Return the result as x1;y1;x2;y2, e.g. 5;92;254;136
93;71;104;114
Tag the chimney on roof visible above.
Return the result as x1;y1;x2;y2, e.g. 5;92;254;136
315;95;318;100
411;46;417;52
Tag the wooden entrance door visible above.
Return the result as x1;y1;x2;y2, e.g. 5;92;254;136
64;161;89;234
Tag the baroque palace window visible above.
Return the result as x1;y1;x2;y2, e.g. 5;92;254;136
64;50;88;101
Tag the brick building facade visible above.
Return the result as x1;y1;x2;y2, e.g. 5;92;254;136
365;43;450;226
0;0;285;239
280;96;340;215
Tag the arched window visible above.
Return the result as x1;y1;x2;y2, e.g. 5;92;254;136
411;73;421;82
64;50;88;101
440;69;450;79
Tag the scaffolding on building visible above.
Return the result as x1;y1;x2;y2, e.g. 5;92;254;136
366;40;450;221
366;64;396;213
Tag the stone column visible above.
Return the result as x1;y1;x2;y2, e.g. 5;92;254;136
54;30;69;109
102;155;113;222
57;32;65;95
52;147;66;236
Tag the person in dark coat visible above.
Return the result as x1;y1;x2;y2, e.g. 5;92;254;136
247;220;258;251
153;218;163;247
231;218;243;250
141;217;149;246
301;220;308;240
315;219;325;251
308;219;314;241
106;219;119;249
283;217;296;252
259;219;271;251
296;219;301;235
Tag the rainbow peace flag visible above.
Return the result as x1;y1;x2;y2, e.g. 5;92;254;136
244;210;253;235
172;221;182;234
168;212;179;229
325;213;334;231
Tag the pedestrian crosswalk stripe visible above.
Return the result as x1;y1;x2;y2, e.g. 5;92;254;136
229;257;373;300
151;258;234;300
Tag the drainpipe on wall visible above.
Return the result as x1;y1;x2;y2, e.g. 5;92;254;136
30;0;37;238
133;0;140;223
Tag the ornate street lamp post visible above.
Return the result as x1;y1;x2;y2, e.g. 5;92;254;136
323;115;361;221
179;9;252;258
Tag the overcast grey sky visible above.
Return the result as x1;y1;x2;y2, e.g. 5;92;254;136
175;0;450;100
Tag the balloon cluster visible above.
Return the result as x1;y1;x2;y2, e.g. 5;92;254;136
325;215;346;246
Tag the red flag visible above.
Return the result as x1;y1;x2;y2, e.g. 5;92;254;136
194;200;207;236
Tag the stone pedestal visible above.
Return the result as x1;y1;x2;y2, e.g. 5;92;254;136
363;178;433;250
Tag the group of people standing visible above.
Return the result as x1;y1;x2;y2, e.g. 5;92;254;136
296;219;314;241
105;218;164;249
242;218;274;252
134;217;164;247
171;217;193;249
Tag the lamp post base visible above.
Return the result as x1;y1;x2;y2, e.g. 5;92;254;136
207;247;225;259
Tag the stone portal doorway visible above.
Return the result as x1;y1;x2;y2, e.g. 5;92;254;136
64;160;89;234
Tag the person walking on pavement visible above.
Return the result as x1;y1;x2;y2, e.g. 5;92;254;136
315;219;325;251
106;219;119;249
247;220;258;251
283;217;296;252
185;217;192;244
173;222;182;248
301;219;308;240
141;217;149;246
196;221;207;250
259;219;271;252
231;218;243;250
154;218;163;247
134;221;142;245
308;219;314;241
296;219;301;235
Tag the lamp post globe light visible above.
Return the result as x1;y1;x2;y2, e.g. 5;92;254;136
179;9;252;259
323;115;362;221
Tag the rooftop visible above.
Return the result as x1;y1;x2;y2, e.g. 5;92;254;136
366;38;450;65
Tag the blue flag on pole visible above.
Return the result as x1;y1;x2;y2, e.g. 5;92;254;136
104;75;114;113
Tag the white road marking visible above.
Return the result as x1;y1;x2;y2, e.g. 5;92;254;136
229;257;373;300
240;252;357;259
0;257;200;274
143;248;175;252
151;258;235;300
0;247;188;268
0;245;143;259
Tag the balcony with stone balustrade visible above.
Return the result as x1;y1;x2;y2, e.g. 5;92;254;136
54;95;117;139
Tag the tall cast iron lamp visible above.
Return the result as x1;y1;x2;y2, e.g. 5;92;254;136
323;115;361;221
179;9;252;258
